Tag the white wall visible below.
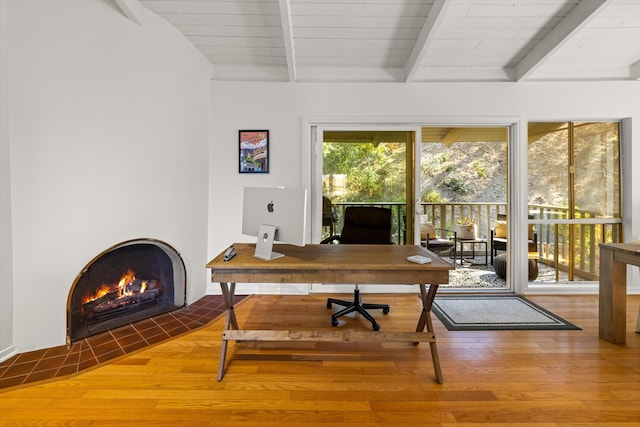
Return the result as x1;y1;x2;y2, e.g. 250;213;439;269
208;81;639;293
0;0;14;360
2;0;212;355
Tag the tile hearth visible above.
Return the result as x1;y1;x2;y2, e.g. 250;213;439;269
0;294;247;390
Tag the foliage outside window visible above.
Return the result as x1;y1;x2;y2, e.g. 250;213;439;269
323;142;406;203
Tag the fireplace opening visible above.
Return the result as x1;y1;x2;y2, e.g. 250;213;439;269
67;239;186;344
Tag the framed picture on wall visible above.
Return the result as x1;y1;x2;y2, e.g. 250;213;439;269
239;130;269;173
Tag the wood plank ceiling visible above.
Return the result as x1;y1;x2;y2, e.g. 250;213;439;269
133;0;640;83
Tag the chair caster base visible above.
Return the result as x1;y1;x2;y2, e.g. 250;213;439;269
327;289;388;331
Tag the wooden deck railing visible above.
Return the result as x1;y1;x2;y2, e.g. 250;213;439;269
527;204;623;281
325;201;623;281
419;202;505;240
422;202;623;281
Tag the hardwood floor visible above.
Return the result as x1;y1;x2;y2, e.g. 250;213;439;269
0;295;246;389
1;293;639;426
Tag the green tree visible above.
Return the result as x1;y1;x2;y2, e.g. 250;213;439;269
323;142;405;202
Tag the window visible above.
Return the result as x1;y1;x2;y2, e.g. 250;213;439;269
528;122;622;282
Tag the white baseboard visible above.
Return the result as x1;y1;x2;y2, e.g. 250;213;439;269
0;345;16;363
206;282;419;295
207;282;311;295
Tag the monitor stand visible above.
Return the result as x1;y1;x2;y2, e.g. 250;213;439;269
253;224;284;260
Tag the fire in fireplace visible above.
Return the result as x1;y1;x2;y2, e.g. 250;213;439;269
81;268;162;321
67;239;186;344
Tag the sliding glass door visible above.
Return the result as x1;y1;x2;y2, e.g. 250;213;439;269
419;126;509;289
527;122;622;283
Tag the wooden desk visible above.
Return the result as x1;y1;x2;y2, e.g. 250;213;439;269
599;243;640;344
207;243;453;383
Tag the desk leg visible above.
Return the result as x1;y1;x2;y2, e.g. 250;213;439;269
217;282;237;381
416;284;443;384
599;248;627;344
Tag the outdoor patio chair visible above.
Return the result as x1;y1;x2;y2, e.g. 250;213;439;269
423;229;457;256
490;214;537;264
420;216;456;256
322;196;338;236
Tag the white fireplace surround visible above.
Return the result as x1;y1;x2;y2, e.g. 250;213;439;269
2;0;640;361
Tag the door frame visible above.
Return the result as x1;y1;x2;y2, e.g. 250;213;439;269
307;124;420;294
302;115;527;294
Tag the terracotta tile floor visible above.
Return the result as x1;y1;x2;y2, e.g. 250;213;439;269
0;294;247;390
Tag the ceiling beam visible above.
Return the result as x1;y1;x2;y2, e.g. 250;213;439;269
279;0;297;82
114;0;143;25
441;128;464;146
630;59;640;80
513;0;612;81
404;0;452;82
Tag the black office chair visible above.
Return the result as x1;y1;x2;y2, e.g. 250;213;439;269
321;206;391;331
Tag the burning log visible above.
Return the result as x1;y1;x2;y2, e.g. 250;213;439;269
82;269;162;318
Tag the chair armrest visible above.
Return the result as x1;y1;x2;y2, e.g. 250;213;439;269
425;229;456;242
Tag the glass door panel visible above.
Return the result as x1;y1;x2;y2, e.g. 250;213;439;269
322;131;414;245
420;126;508;289
572;122;620;217
528;122;622;283
528;123;569;218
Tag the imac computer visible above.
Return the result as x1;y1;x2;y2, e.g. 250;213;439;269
242;186;307;260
